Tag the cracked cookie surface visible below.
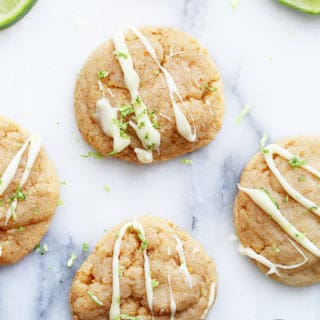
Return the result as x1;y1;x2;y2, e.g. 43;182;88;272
0;116;59;265
74;27;224;163
70;216;217;320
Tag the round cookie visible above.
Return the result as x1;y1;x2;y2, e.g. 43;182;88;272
234;136;320;286
0;116;59;265
70;216;217;320
74;26;224;164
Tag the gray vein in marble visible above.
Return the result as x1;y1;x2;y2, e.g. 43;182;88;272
31;231;86;319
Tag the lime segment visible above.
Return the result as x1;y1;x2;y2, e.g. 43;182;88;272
0;0;37;30
279;0;320;14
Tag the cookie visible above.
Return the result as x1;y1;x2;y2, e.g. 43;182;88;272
0;116;59;265
74;26;224;164
234;136;320;286
70;216;217;319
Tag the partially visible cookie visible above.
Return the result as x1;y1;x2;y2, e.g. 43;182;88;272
74;26;224;164
0;116;59;265
70;216;217;320
234;136;320;286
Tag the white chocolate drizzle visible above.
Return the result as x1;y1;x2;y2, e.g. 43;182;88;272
239;239;308;276
173;234;193;288
238;185;320;257
264;144;320;217
167;273;176;320
200;282;216;319
113;30;160;160
96;98;131;153
134;148;153;164
130;27;196;143
0;135;42;224
238;143;320;262
110;218;154;320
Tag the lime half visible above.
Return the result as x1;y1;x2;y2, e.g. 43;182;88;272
278;0;320;14
0;0;37;30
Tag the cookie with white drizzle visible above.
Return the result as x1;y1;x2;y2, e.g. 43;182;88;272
234;136;320;286
74;26;224;164
0;116;59;264
69;216;217;320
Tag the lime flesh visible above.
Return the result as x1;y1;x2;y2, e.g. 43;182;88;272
0;0;37;30
279;0;320;14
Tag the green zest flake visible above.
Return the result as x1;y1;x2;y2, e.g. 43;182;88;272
0;178;2;186
112;118;129;139
81;151;104;159
104;185;110;193
151;279;159;288
57;200;64;206
10;185;26;202
35;243;48;255
282;196;289;203
135;96;142;105
147;143;155;151
151;116;160;129
17;226;24;233
259;133;269;150
87;291;104;306
115;231;120;238
119;105;135;117
98;70;109;79
144;133;149;140
298;175;306;182
114;51;129;59
181;159;192;165
260;187;280;209
230;0;240;9
203;83;217;92
288;156;306;168
115;296;121;304
61;181;67;186
118;266;124;276
310;206;318;211
234;105;250;124
140;239;148;251
302;209;308;215
271;245;280;253
83;242;89;252
138;121;146;129
295;232;306;239
67;253;77;268
262;148;270;154
108;151;118;157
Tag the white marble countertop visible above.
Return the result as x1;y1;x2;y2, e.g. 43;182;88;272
1;0;320;319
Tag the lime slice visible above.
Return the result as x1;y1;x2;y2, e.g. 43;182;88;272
278;0;320;14
0;0;37;30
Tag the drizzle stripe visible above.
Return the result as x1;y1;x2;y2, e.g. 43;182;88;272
110;218;154;320
130;27;196;143
173;234;193;288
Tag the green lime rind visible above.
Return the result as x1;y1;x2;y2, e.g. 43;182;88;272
278;0;320;14
0;0;37;31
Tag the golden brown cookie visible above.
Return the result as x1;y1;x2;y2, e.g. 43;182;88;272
0;116;59;265
70;216;217;320
74;26;224;164
234;136;320;286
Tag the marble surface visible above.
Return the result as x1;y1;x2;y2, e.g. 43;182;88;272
0;0;320;319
